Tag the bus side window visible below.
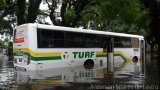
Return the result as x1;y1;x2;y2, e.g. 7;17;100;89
53;31;64;48
114;37;124;47
131;38;139;48
103;44;107;53
100;36;108;52
48;41;54;48
114;37;132;48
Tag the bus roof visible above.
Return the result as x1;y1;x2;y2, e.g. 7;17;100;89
16;23;144;39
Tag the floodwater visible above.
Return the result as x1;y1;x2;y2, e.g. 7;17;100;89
0;53;160;90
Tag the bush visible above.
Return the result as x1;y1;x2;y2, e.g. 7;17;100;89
7;41;13;61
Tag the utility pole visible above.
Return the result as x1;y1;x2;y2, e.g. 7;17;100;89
107;38;114;74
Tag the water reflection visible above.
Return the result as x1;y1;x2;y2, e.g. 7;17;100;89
15;66;103;85
13;61;144;90
0;54;149;90
0;55;15;90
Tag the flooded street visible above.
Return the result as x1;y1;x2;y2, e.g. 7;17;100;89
0;53;160;90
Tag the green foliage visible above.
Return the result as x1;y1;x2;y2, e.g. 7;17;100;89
64;8;76;23
0;39;3;47
8;41;13;48
141;0;160;41
0;0;150;38
7;41;13;60
0;0;42;36
80;0;149;37
0;0;16;36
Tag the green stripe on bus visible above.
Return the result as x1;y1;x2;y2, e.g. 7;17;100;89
96;54;106;57
31;56;61;61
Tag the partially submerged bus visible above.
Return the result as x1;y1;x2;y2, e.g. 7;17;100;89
13;23;145;71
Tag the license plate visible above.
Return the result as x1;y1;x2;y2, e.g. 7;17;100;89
15;67;26;71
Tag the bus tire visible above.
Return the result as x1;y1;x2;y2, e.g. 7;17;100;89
132;56;138;63
84;59;94;69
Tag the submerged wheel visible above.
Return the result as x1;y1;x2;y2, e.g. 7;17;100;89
132;56;138;63
84;59;94;69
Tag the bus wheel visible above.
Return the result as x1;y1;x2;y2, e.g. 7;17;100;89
84;59;94;69
132;56;138;63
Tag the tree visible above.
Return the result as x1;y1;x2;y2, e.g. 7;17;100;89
141;0;159;48
0;0;149;37
0;0;43;36
141;0;160;74
40;0;148;37
86;0;149;36
16;0;43;25
0;0;16;36
41;0;99;27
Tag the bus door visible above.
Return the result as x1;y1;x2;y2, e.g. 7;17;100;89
140;39;146;76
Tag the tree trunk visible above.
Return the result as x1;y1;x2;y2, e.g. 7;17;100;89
151;44;154;59
27;0;42;23
16;0;26;25
16;0;42;25
157;41;160;75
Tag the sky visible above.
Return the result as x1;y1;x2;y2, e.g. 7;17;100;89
39;2;53;25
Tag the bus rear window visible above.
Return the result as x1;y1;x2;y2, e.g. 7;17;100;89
14;30;25;43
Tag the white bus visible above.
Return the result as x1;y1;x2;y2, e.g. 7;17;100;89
13;23;145;71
